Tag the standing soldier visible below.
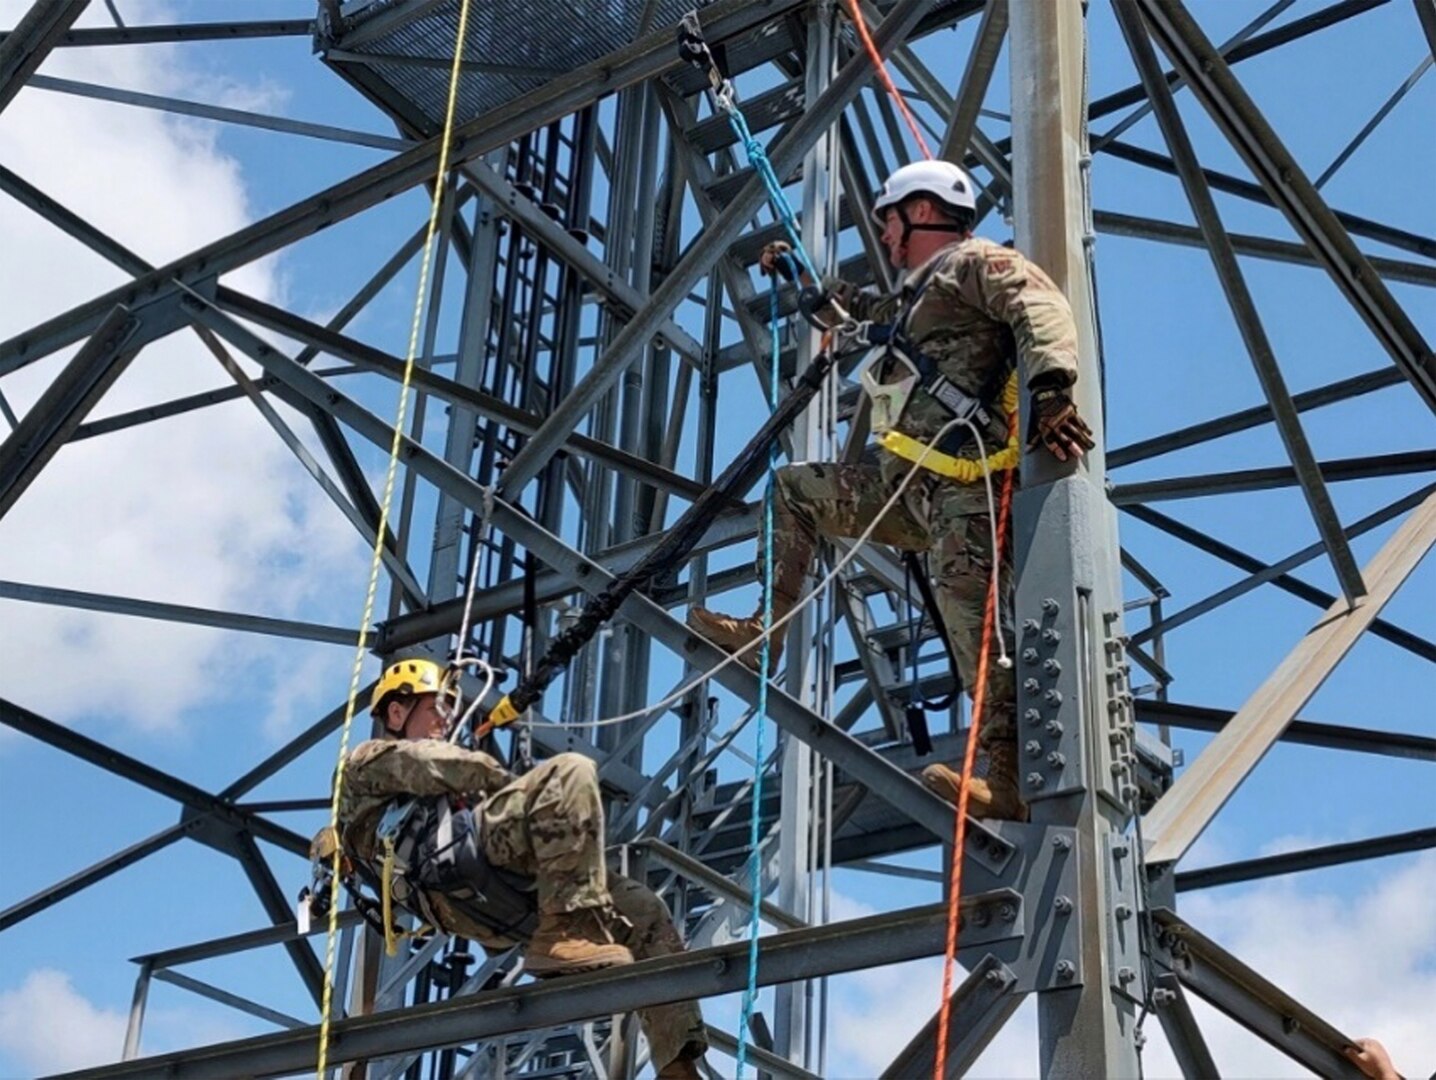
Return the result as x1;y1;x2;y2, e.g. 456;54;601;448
336;659;709;1079
687;161;1094;821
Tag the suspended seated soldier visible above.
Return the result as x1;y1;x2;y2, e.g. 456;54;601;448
688;160;1095;823
334;659;709;1080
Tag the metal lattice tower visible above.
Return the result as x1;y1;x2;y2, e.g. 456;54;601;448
1;0;1432;1077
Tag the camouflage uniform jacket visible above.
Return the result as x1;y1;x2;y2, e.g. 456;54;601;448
828;235;1080;478
337;738;513;866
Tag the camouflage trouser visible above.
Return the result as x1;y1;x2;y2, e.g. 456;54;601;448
482;753;609;915
766;462;1017;747
481;754;707;1069
608;874;708;1070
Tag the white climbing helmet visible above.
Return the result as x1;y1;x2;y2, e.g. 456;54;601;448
871;160;977;225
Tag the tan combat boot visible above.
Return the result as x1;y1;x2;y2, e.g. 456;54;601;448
525;907;635;977
921;740;1029;822
686;606;786;674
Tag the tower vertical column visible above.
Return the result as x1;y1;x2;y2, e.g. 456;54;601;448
1009;2;1144;1076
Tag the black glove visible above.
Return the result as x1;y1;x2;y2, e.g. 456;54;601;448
1028;388;1095;462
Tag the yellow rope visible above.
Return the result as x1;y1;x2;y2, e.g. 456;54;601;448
315;0;475;1072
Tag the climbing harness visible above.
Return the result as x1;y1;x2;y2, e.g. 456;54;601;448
855;257;1022;484
375;797;539;949
315;0;475;1074
303;796;539;962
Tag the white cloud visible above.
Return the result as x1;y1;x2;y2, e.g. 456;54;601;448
0;969;127;1074
0;968;251;1074
825;854;1436;1078
0;0;364;736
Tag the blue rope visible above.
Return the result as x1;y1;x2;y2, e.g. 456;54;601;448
722;101;821;282
735;273;784;1080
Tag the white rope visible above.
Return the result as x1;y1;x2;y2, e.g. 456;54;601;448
524;414;1006;729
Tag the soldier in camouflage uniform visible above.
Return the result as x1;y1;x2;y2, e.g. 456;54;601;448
688;161;1094;822
337;659;708;1079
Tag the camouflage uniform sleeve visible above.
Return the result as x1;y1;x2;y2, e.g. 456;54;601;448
345;739;514;801
946;244;1080;390
820;277;901;325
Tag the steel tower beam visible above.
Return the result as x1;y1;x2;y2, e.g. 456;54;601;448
0;0;803;377
1123;504;1436;663
0;579;358;644
1135;0;1436;413
0;19;313;48
1174;826;1436;891
0;305;149;519
0;0;89;113
495;0;937;497
27;74;408;150
1134;699;1436;761
0;822;198;932
1142;489;1436;866
1116;0;1365;600
51;904;980;1080
0;698;310;859
881;956;1025;1079
1153;911;1366;1078
1009;2;1143;1074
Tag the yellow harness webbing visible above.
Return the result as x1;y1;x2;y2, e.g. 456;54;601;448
876;371;1020;482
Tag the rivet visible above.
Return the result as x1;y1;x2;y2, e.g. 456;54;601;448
1042;658;1062;676
1042;628;1061;644
1115;904;1133;920
1024;678;1041;694
1042;598;1060;615
1024;708;1043;725
1045;720;1064;737
1055;960;1076;982
1025;740;1043;758
1022;648;1039;664
1046;751;1066;769
1044;689;1063;705
1022;618;1040;635
1026;771;1046;789
1053;895;1072;915
1052;835;1072;852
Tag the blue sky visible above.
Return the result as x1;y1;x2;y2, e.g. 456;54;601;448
0;0;1432;1076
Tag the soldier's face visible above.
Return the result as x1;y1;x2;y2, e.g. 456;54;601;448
398;693;448;740
879;208;910;268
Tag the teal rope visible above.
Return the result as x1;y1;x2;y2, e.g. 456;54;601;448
721;97;821;282
709;73;818;1077
736;276;783;1080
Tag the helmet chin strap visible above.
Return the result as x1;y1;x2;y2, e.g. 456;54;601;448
895;204;964;247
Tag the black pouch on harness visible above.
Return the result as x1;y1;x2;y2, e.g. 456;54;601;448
405;798;541;941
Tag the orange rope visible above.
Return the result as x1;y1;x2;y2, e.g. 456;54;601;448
844;0;933;160
932;459;1016;1079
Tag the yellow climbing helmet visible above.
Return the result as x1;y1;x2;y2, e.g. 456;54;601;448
370;658;445;717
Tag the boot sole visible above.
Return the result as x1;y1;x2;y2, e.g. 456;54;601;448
526;957;634;978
